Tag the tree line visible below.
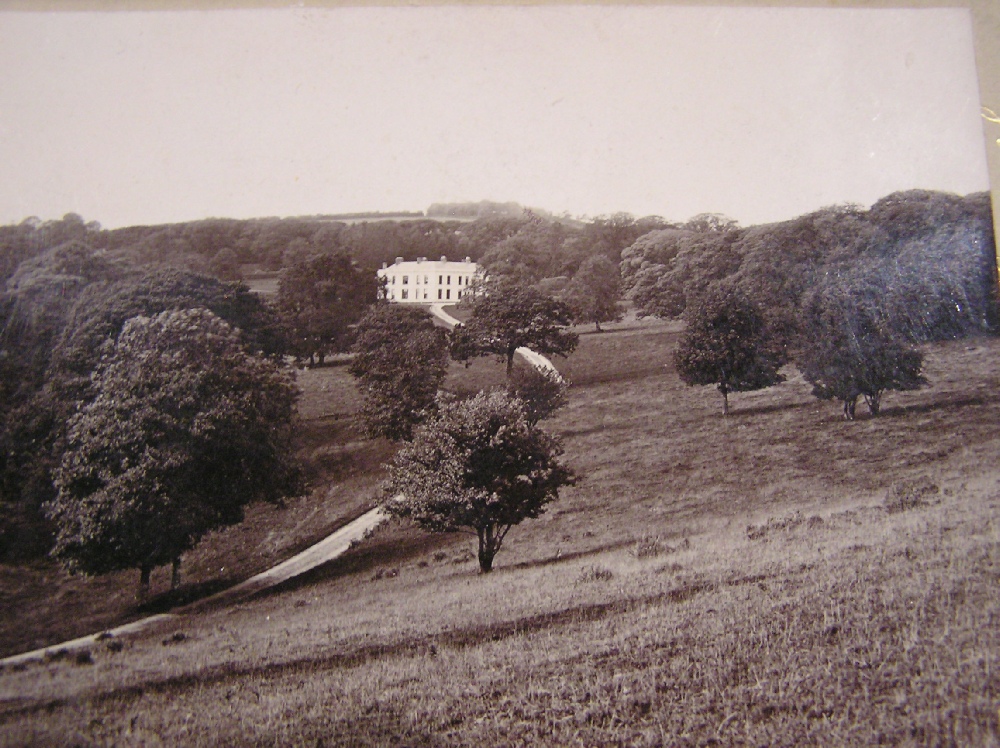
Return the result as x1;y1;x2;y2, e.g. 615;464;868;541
626;191;996;417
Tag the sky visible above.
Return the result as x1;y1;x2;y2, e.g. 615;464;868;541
0;5;991;229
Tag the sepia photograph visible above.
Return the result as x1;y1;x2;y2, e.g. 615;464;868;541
0;2;998;744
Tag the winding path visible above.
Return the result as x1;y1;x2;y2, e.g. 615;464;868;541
1;305;560;668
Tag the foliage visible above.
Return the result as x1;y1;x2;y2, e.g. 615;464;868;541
845;223;1000;343
46;308;302;593
506;363;569;425
53;268;286;383
450;280;578;375
620;191;997;346
276;251;377;365
562;254;624;331
1;266;288;561
0;241;126;559
383;389;573;572
674;289;787;414
349;304;450;441
620;226;744;320
583;212;672;263
798;282;927;419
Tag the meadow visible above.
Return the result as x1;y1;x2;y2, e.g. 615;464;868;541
0;317;998;745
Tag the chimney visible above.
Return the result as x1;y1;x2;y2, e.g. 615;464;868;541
440;255;447;262
395;257;403;265
465;257;471;263
381;262;387;269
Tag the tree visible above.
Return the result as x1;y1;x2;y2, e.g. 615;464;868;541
383;390;573;573
798;284;927;419
506;364;569;425
349;304;450;441
276;251;377;365
46;308;302;597
562;254;624;331
208;247;241;281
450;281;578;376
674;288;787;415
0;241;125;559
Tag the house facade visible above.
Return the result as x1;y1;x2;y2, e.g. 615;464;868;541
377;256;480;304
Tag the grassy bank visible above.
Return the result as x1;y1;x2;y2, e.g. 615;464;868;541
1;321;998;745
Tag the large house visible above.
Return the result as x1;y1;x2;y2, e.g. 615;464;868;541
378;256;480;303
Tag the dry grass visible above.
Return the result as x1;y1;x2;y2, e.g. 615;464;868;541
1;322;998;745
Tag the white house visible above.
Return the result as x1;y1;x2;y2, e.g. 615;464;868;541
377;256;480;304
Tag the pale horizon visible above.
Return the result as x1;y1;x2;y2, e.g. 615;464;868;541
0;6;990;230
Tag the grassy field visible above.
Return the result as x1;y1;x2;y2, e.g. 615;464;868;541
1;319;998;745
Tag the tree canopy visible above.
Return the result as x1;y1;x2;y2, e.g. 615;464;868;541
798;281;927;419
621;191;996;346
46;308;303;594
674;289;787;415
383;390;573;573
450;281;578;375
0;241;126;558
562;254;624;332
349;304;450;441
276;251;377;365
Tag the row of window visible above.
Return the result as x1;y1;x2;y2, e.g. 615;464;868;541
392;274;469;286
396;288;462;301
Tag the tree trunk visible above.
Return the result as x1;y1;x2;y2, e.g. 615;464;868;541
171;557;182;590
843;397;857;420
478;546;494;573
477;525;501;573
595;320;602;333
865;391;881;416
720;387;730;416
506;348;516;377
137;564;152;601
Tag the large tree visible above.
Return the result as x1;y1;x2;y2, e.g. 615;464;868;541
798;283;927;420
384;390;573;573
46;308;302;596
450;281;578;376
562;254;624;332
674;288;787;415
349;304;450;441
276;251;377;365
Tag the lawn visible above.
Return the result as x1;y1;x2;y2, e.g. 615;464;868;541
1;320;998;745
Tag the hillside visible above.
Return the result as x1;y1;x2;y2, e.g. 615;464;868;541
1;318;998;745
